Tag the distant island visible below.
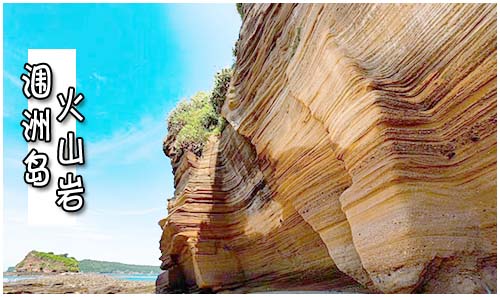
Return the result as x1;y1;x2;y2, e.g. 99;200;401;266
79;259;160;274
4;250;158;293
7;250;160;275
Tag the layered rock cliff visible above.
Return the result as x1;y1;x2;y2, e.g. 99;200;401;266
158;3;497;293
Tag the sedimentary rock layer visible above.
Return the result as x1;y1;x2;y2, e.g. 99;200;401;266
159;126;367;293
158;3;497;293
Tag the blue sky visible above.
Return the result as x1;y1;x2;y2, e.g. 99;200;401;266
3;4;241;267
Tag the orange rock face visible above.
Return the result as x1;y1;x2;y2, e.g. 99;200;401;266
158;3;497;293
159;127;367;293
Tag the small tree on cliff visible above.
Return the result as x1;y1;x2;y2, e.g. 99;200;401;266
167;92;223;156
210;67;233;114
236;3;244;20
167;67;233;157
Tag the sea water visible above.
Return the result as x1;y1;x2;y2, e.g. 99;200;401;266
3;273;158;283
104;273;158;282
3;275;42;283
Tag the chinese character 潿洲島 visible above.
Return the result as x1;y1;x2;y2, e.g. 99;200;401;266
20;63;53;100
23;148;51;188
20;108;51;142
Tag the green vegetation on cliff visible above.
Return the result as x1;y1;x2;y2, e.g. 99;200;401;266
210;68;233;114
32;251;79;271
14;251;79;273
79;259;161;274
11;251;160;274
167;67;233;157
236;3;244;20
167;91;223;156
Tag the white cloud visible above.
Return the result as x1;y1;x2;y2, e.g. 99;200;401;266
4;71;23;89
4;208;27;225
90;207;164;216
4;141;27;170
86;114;166;165
90;72;107;82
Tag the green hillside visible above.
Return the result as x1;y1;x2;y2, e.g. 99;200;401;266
9;251;160;275
79;259;160;274
13;251;79;273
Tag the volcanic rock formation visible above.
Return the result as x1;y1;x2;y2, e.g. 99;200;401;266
13;251;79;274
158;3;497;293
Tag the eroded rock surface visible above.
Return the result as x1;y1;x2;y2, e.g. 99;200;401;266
3;274;155;294
158;3;496;293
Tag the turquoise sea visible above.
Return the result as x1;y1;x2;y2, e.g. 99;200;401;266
104;273;157;282
3;273;158;283
3;275;40;283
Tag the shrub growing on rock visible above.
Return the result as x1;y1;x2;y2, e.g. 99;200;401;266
210;68;233;114
167;67;233;157
167;91;223;156
236;3;244;20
